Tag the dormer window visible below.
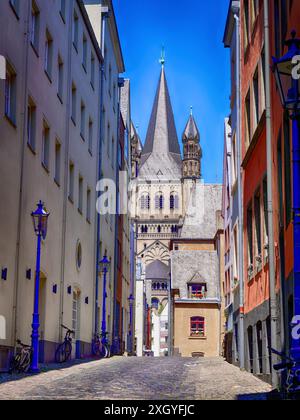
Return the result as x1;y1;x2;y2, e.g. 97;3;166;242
189;283;207;299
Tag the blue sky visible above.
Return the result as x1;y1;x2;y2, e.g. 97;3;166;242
114;0;230;183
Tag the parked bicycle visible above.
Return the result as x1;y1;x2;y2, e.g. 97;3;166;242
9;340;33;374
271;347;300;399
92;332;111;359
55;325;75;363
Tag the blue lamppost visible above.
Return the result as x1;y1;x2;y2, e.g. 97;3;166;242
30;201;49;373
128;294;135;354
273;30;300;360
99;255;110;342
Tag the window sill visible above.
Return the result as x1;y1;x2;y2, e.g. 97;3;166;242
27;142;36;155
44;70;52;84
78;208;83;216
30;42;39;58
5;114;17;129
80;133;85;142
57;93;63;105
41;162;50;174
71;116;76;126
90;81;95;91
9;3;20;20
54;178;60;188
73;43;78;54
88;149;93;157
59;11;66;24
68;196;74;205
189;336;207;340
242;110;266;169
82;63;87;74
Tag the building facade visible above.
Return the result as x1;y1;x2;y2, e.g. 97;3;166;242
133;62;224;358
223;0;300;384
0;0;132;370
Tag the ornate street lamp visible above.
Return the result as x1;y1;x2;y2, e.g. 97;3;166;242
99;255;111;345
128;294;135;354
273;31;300;360
30;201;49;373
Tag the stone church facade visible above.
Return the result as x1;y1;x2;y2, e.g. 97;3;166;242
134;62;224;357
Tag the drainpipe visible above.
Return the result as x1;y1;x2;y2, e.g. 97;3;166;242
58;0;74;342
112;78;124;355
233;5;245;370
264;0;278;388
94;6;109;337
12;0;31;347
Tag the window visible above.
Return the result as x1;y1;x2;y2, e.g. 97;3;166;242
80;101;85;140
82;33;87;71
57;55;64;101
69;162;74;201
244;0;249;50
78;175;83;214
284;112;292;226
254;189;262;258
55;140;61;185
190;317;205;337
88;119;93;154
5;63;17;125
152;298;159;310
233;225;238;284
245;90;251;147
44;29;53;79
170;194;175;210
113;83;116;110
91;53;95;88
72;290;81;340
155;193;164;210
86;188;91;222
60;0;66;22
30;1;40;53
27;97;36;150
73;11;79;51
260;48;266;112
108;64;112;95
42;121;50;170
71;83;77;123
253;68;259;128
10;0;20;17
263;177;269;245
247;203;254;269
107;123;110;157
232;133;237;184
111;137;115;167
274;0;281;58
140;194;150;210
189;284;207;299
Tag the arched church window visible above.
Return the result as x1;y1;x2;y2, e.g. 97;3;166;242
157;225;161;233
155;193;164;210
140;194;150;210
152;298;159;310
170;195;175;210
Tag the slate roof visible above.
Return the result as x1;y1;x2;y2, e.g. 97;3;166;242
139;67;182;180
180;183;223;240
182;115;200;142
146;260;170;280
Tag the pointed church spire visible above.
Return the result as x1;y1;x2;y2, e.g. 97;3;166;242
141;62;181;166
159;47;165;68
182;111;202;179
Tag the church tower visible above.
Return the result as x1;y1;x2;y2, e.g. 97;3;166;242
182;109;202;179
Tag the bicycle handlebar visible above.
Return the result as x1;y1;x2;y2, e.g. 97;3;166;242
61;324;75;334
16;339;32;349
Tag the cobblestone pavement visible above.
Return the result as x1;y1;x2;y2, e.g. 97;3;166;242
0;357;272;400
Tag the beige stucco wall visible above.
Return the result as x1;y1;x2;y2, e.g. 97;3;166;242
0;0;128;368
174;303;221;358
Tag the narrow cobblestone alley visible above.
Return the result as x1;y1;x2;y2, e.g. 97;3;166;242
0;357;272;400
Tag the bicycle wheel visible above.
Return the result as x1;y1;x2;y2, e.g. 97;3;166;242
19;351;31;373
9;354;21;374
105;344;111;359
55;343;67;363
64;341;72;362
92;340;101;357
